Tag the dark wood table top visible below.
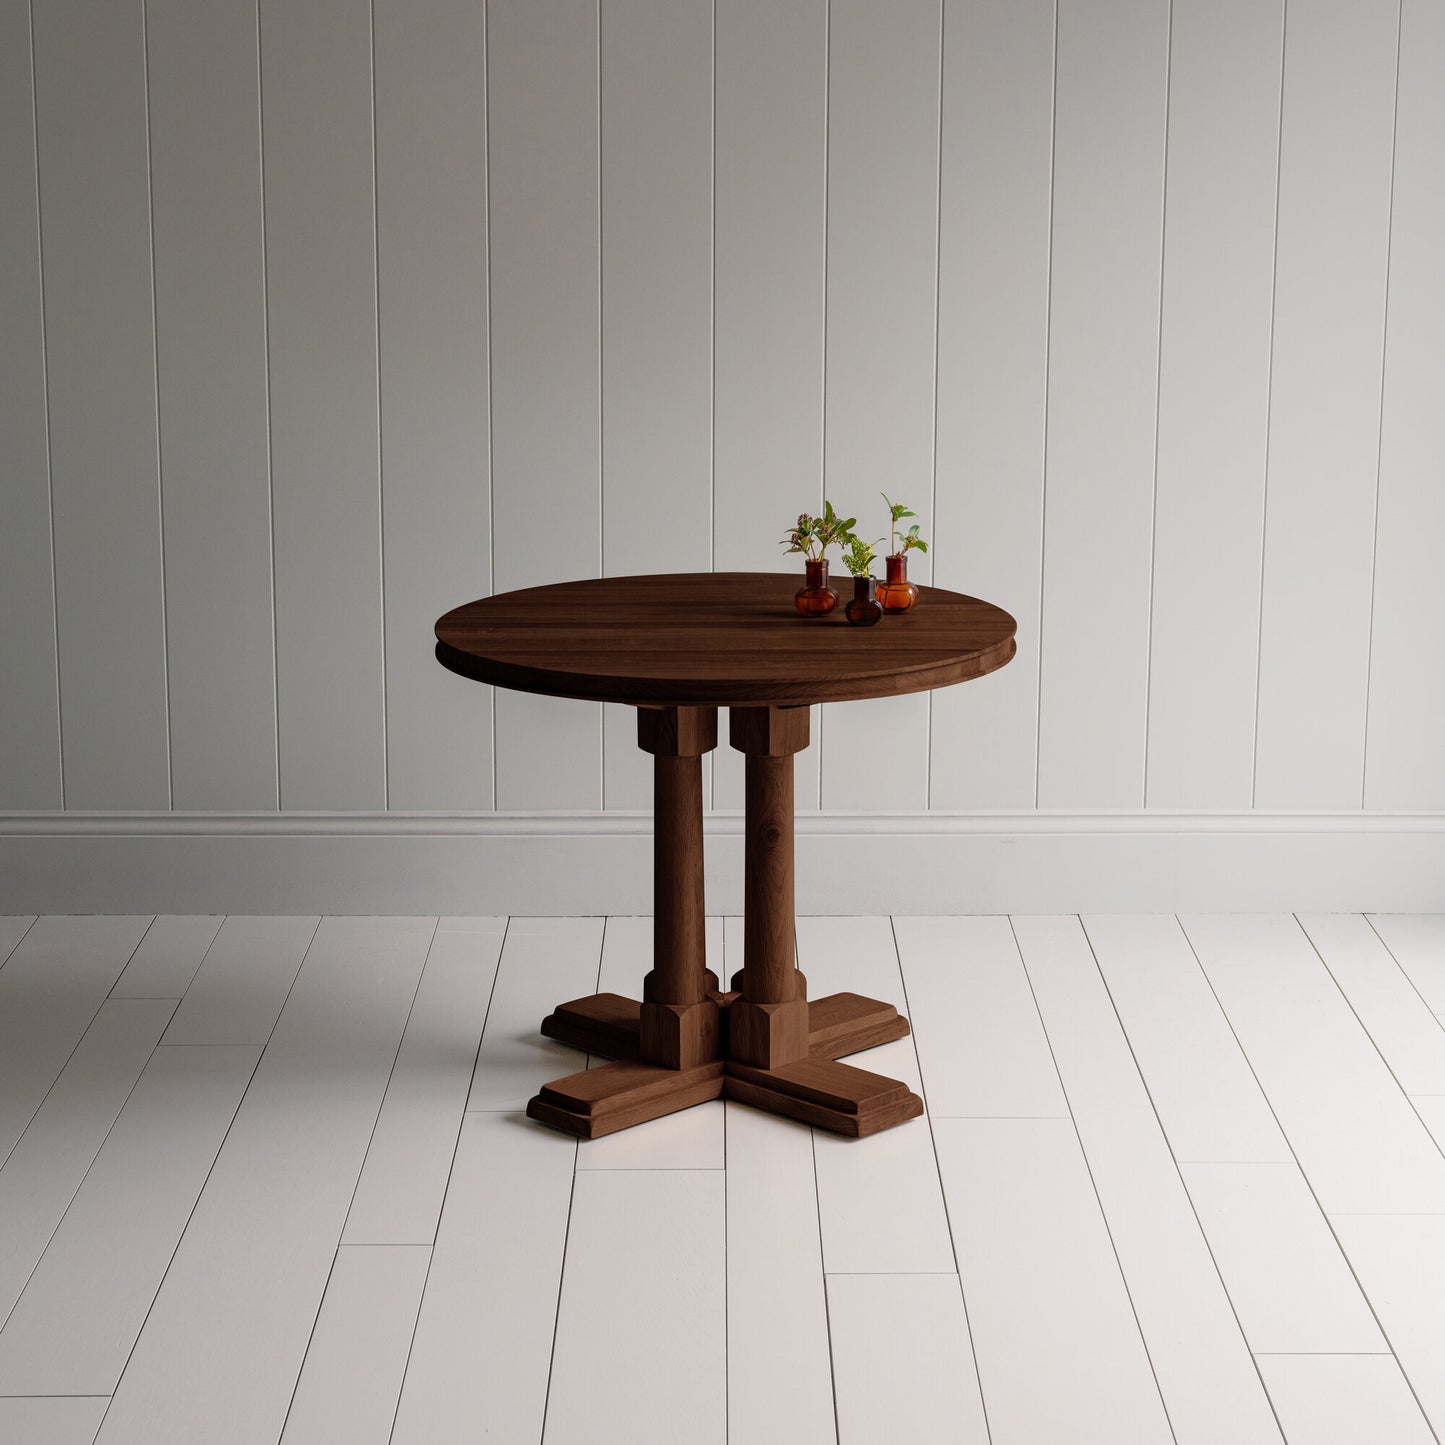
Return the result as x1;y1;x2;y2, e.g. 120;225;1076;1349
435;571;1016;708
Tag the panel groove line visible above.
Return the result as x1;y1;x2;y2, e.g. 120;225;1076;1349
1138;0;1170;813
1248;0;1290;815
487;0;603;812
32;0;171;809
0;0;63;809
258;0;282;813
1363;0;1445;809
1356;0;1404;811
1033;0;1061;815
599;0;714;811
922;0;945;814
931;0;1055;813
1252;0;1402;808
140;0;175;812
374;0;493;812
369;0;389;815
145;0;278;814
261;0;387;811
1036;0;1170;810
819;0;942;814
1145;0;1283;809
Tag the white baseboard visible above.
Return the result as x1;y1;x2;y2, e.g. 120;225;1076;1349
2;811;1443;914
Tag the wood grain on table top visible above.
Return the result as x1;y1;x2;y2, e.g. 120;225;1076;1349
435;572;1016;708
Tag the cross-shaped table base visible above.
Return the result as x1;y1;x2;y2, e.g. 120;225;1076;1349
521;702;925;1141
526;987;923;1138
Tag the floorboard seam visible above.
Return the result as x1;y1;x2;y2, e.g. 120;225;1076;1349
336;917;442;1243
386;915;512;1444
0;997;181;1338
1296;913;1445;1173
91;913;321;1442
1010;915;1181;1445
1078;914;1288;1442
1175;914;1444;1445
890;915;994;1445
0;918;156;1174
0;916;40;972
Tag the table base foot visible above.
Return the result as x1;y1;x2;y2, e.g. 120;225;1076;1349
526;1058;725;1140
724;1056;924;1138
539;971;723;1063
807;991;913;1059
539;992;643;1060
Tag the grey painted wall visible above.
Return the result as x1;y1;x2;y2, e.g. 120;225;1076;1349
2;0;1441;816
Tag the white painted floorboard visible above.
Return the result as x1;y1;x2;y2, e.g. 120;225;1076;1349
389;1112;576;1445
465;916;603;1112
1083;912;1292;1163
0;999;175;1323
1182;913;1445;1212
1255;1354;1435;1445
0;915;152;1164
1330;1214;1445;1438
279;1244;430;1445
934;1115;1174;1444
342;918;505;1244
0;1043;262;1394
110;915;222;999
724;1105;835;1445
893;913;1067;1118
1300;911;1445;1094
0;915;38;965
161;915;319;1046
826;1273;989;1445
3;912;1445;1442
800;915;956;1275
1180;1161;1386;1355
1012;915;1282;1444
0;1396;109;1445
544;1170;726;1445
94;917;433;1445
1370;915;1445;1015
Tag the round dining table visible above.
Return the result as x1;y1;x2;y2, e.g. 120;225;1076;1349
435;571;1016;1139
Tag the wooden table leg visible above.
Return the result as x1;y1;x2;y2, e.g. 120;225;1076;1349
726;705;812;1068
527;706;725;1139
721;705;923;1138
638;706;721;1068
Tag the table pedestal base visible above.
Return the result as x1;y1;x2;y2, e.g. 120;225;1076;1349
523;703;925;1142
527;989;920;1139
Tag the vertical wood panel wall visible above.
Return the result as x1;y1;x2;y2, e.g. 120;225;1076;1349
3;0;1439;819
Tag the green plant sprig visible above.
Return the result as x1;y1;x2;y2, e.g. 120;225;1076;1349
780;499;856;562
898;523;928;555
839;531;885;578
882;493;928;556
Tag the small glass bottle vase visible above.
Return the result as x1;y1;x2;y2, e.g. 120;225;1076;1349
845;575;883;626
794;558;839;618
877;553;920;613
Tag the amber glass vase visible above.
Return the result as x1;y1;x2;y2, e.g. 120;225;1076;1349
794;557;839;618
844;574;883;627
877;553;920;613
